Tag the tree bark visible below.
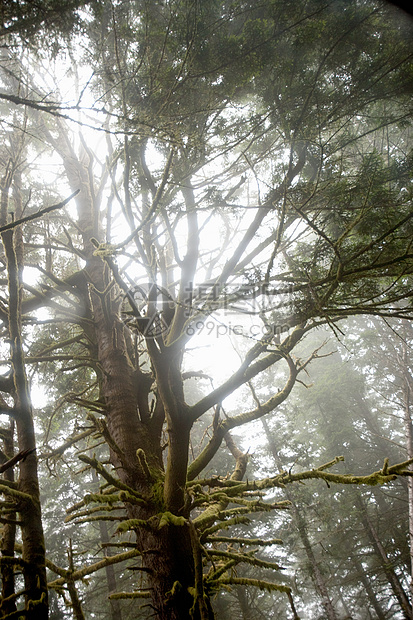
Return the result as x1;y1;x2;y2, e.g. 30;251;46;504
0;422;17;616
1;194;48;616
401;334;413;608
46;132;210;619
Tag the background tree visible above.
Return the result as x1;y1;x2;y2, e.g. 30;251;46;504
0;0;96;38
234;324;411;618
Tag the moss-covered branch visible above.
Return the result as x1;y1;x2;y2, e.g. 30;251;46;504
108;591;151;599
205;535;283;547
0;483;33;503
68;514;125;525
205;548;282;572
208;576;291;595
194;500;289;531
64;502;124;523
78;455;146;500
195;456;413;499
47;549;141;587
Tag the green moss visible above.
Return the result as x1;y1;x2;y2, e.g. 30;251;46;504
92;241;117;258
158;511;186;528
150;479;165;511
213;576;291;595
27;591;47;608
165;580;182;600
136;448;153;480
116;518;156;534
109;591;151;599
84;492;121;505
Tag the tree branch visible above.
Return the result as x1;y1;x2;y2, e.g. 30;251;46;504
0;191;79;233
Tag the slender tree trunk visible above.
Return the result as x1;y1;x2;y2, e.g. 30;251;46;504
318;392;412;619
401;338;413;607
67;581;86;620
92;470;123;620
3;248;48;620
1;171;48;617
337;592;352;619
261;418;339;620
236;587;255;620
351;555;387;620
4;231;48;616
0;422;17;616
67;541;86;620
99;524;123;620
357;495;413;619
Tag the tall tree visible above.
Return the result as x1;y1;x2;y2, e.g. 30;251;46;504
0;117;48;615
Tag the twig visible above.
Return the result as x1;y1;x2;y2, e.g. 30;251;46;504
0;191;79;233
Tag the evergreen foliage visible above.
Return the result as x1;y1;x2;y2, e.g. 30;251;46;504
0;1;412;618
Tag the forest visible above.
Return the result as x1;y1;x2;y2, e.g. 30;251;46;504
0;0;412;618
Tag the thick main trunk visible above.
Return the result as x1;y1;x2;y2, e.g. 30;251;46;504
140;525;199;620
57;139;214;617
86;259;211;618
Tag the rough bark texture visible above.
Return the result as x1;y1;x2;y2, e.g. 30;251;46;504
1;172;48;617
0;423;17;616
401;336;413;608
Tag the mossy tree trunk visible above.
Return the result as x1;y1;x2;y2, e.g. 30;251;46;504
0;422;17;616
1;168;48;617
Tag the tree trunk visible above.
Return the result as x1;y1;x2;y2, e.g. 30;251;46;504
1;171;48;617
98;522;123;620
236;587;256;620
401;335;413;607
0;422;17;616
351;555;387;620
357;494;413;619
261;418;339;620
92;469;123;620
